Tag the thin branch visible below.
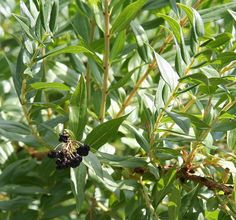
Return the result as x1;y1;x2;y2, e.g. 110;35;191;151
20;79;49;147
177;167;233;195
140;180;159;220
99;0;110;122
116;63;155;118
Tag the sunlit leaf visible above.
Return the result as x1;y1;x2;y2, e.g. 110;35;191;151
111;0;146;34
154;52;179;90
31;82;70;91
85;114;129;149
69;76;87;139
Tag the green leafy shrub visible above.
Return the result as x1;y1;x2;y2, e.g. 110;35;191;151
1;0;236;219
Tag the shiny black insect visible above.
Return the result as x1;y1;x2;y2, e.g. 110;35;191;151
48;130;90;169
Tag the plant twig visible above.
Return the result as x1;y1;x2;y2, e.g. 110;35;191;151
116;63;156;118
99;0;110;122
20;78;49;148
140;179;159;220
177;167;233;195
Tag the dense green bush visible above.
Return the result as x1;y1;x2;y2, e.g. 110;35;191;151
1;0;236;219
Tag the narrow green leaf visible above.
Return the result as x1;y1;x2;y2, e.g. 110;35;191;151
131;20;152;63
178;112;209;129
208;77;230;86
0;185;46;195
98;152;147;168
213;52;236;67
85;114;128;149
174;37;184;76
158;13;181;43
143;0;168;10
142;17;164;30
49;0;59;32
111;0;146;34
88;58;103;85
5;51;24;99
68;76;87;139
159;11;189;63
206;197;218;211
109;65;143;91
35;14;43;40
40;1;53;32
0;196;34;210
178;3;204;38
0;120;30;135
109;71;133;91
38;46;94;60
213;119;236;132
165;110;190;134
200;2;236;22
124;124;149;152
20;1;35;27
130;20;148;46
70;163;87;212
83;152;103;179
93;4;104;33
71;14;90;42
42;205;75;219
0;159;35;187
193;8;204;37
155;78;171;112
13;14;35;40
179;73;209;85
169;0;179;16
75;0;92;16
168;184;181;220
31;82;70;91
228;9;236;22
179;185;200;218
227;128;236;150
137;44;152;63
153;169;176;208
31;102;66;115
39;1;46;30
178;4;194;26
110;30;126;60
154;52;179;90
202;33;232;49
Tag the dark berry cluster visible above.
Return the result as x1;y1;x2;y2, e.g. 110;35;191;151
48;144;90;169
47;131;90;169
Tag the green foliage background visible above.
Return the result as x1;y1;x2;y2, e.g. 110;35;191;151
1;0;236;219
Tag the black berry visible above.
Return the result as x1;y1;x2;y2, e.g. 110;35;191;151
57;150;64;159
69;156;82;168
49;132;89;170
84;144;90;151
55;158;62;165
77;145;90;156
59;134;69;143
